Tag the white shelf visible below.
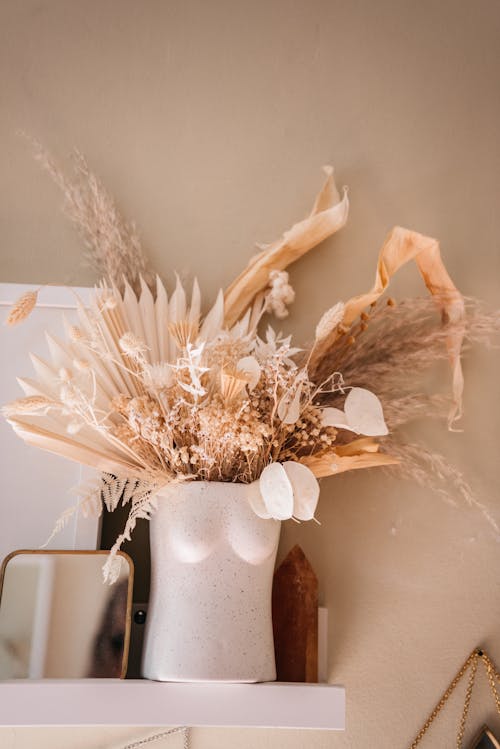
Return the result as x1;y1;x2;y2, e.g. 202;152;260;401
0;679;345;730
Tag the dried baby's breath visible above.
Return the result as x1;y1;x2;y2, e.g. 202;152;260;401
264;270;295;319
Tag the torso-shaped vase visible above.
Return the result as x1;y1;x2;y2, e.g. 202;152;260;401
142;481;281;682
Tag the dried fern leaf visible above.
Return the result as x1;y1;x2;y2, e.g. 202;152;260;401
223;167;349;327
103;489;157;583
40;505;78;548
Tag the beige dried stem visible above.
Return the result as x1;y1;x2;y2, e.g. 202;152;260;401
223;166;349;327
309;227;465;427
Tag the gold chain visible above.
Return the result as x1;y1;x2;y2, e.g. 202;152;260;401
456;655;477;747
408;648;500;748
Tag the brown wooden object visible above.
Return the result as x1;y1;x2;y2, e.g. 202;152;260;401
272;544;318;682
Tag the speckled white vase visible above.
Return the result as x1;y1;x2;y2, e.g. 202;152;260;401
142;481;281;682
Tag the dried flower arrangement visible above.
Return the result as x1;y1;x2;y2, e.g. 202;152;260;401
4;146;499;580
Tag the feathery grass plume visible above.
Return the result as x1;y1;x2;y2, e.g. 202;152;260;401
27;137;154;294
320;297;500;429
308;227;466;427
382;440;499;534
5;289;39;326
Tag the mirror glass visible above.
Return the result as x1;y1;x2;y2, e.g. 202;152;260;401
0;551;133;679
470;727;500;749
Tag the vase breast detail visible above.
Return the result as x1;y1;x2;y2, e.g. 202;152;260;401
142;481;281;682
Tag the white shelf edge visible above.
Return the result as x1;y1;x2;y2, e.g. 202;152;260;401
0;679;345;730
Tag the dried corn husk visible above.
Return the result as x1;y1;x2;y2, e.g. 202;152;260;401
224;167;349;327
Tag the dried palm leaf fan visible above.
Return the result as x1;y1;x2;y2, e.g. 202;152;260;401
4;145;499;579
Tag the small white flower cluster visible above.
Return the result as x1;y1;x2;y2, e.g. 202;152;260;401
264;270;296;319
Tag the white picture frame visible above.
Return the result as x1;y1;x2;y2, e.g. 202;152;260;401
0;283;100;563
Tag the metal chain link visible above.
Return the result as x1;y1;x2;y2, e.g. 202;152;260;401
456;654;478;748
408;650;477;748
120;727;189;749
482;651;500;716
408;648;500;749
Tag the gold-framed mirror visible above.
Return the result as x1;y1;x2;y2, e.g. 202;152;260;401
470;726;500;749
0;550;133;679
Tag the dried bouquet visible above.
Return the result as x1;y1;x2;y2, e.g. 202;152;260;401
4;148;499;580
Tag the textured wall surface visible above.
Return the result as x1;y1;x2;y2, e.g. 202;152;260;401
1;1;500;747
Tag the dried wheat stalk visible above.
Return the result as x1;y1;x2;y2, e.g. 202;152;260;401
28;137;154;293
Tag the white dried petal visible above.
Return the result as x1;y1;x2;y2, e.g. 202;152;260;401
236;356;261;390
283;461;320;521
344;387;388;436
259;462;294;520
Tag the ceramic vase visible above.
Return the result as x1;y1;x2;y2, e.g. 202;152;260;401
142;480;281;682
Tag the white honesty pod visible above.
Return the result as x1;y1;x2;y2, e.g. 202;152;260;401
259;462;294;520
344;387;388;436
321;406;352;430
236;356;261;390
247;480;272;519
277;381;303;424
321;387;388;436
283;461;320;520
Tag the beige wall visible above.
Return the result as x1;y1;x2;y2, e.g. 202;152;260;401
1;0;500;747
